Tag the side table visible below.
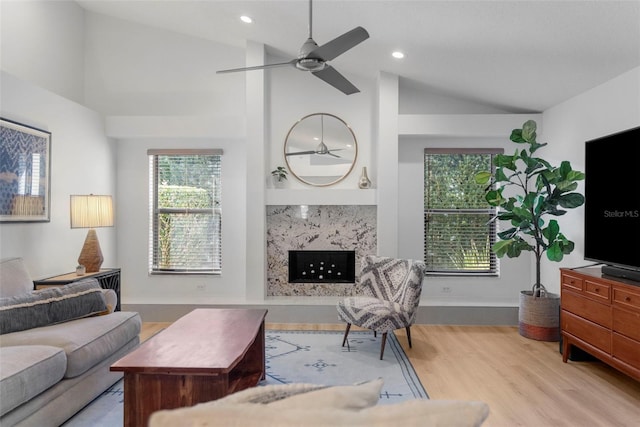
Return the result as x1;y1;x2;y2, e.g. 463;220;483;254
33;268;121;311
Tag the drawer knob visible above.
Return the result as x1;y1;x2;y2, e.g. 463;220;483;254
595;288;600;293
625;296;632;302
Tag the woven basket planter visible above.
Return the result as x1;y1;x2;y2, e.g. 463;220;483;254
518;290;560;341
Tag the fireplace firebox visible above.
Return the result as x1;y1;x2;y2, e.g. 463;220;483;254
288;250;356;283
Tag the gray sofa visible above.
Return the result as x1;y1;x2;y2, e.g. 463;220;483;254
0;258;141;426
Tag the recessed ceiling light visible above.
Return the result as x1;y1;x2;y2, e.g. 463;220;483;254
392;51;405;59
240;15;253;24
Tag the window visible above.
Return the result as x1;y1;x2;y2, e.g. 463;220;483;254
148;149;222;274
424;148;502;275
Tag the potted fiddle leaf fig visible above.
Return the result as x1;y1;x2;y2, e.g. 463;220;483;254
474;120;585;341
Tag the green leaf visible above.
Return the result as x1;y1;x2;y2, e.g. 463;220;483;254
522;193;538;209
485;190;504;206
562;240;575;254
567;170;585;181
474;171;492;184
492;240;512;257
510;129;525;143
555;181;578;192
508;240;533;257
495;154;517;170
494;168;509;182
522;120;537;142
498;228;519;240
547;242;564;262
512;206;532;221
529;141;548;154
559;161;572;178
558;193;585;209
543;219;560;242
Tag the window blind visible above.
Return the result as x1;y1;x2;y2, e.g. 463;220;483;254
148;150;222;274
424;148;502;275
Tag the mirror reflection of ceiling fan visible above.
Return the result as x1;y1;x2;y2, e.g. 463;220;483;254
286;115;343;158
216;0;369;95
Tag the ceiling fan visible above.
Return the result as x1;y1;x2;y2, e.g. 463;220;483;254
217;0;369;95
286;115;343;158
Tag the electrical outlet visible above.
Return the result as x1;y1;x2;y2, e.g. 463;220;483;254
441;286;452;293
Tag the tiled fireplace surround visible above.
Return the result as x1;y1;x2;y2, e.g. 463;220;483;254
266;205;377;296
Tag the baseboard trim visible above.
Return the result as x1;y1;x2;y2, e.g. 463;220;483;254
123;303;518;325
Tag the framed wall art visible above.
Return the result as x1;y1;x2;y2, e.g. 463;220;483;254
0;118;51;222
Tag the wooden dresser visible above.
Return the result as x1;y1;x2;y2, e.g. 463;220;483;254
560;267;640;381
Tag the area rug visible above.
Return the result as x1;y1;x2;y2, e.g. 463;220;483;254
63;330;427;426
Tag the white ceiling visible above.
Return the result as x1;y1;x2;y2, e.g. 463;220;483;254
75;0;640;112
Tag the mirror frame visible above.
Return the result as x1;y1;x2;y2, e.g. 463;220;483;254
283;113;358;187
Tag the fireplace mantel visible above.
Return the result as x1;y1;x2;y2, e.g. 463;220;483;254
266;189;376;206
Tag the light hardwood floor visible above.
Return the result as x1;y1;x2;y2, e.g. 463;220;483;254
140;322;640;426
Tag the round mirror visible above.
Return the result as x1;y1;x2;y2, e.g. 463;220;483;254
284;113;358;186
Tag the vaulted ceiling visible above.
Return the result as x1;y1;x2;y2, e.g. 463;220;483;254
76;0;640;112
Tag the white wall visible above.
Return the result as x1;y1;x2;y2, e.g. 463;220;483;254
398;136;530;306
0;71;116;279
0;0;85;104
396;115;541;306
115;136;247;304
540;67;640;293
81;11;252;304
83;11;246;118
268;55;375;190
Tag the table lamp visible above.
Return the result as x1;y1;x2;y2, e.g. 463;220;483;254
70;195;114;273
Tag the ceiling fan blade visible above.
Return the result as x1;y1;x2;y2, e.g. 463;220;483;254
286;150;317;156
312;66;359;95
217;60;295;74
308;26;369;61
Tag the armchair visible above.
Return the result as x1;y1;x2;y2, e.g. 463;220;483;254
337;255;426;359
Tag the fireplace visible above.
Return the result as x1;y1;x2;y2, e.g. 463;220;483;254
288;250;356;283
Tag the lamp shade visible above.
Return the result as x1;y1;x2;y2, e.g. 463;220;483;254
70;195;114;229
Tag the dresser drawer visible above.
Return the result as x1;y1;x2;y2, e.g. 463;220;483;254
613;307;640;341
562;289;611;328
612;332;640;368
613;285;640;311
562;273;583;292
562;311;611;353
585;280;610;302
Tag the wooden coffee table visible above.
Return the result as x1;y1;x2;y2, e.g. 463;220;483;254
110;308;268;427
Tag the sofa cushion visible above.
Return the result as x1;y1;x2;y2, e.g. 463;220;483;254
0;279;108;334
0;258;34;298
0;345;67;416
0;311;141;378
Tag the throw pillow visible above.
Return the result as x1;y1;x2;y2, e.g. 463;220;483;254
209;378;382;409
267;378;382;410
0;279;108;334
210;383;328;405
149;398;490;427
0;258;34;298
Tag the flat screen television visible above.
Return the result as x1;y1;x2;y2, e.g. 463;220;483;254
584;126;640;282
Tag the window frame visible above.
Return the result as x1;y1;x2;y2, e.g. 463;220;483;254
148;148;223;276
423;147;503;276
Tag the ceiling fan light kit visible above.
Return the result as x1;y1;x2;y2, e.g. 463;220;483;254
217;0;369;95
